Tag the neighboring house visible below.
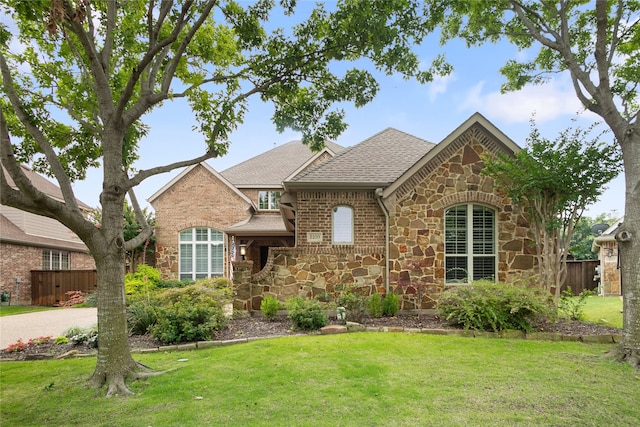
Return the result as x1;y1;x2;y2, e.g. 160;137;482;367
592;218;623;295
151;112;537;310
1;166;96;305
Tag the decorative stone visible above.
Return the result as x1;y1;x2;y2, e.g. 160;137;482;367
320;325;348;335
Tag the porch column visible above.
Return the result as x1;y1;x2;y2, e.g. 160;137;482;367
232;260;254;311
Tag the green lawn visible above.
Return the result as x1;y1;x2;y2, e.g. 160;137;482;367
582;296;623;328
1;333;638;426
0;306;58;317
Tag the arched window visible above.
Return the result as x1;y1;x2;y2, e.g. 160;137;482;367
179;228;224;280
332;205;354;244
445;204;496;283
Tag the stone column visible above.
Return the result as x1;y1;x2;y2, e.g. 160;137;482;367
232;260;254;311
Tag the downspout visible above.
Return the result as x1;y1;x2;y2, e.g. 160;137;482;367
375;188;390;293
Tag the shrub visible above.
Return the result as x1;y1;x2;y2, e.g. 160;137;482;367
148;281;233;344
260;295;280;320
156;279;194;289
367;293;384;318
126;294;159;335
335;285;367;322
124;265;161;296
437;281;554;332
54;336;69;345
558;288;595;321
61;290;86;307
286;296;328;331
382;293;400;317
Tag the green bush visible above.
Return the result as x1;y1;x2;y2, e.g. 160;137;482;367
382;293;400;317
558;287;595;320
286;296;328;331
156;278;195;289
148;280;233;344
260;295;280;320
125;265;161;296
335;285;367;322
367;293;384;318
437;281;554;332
126;294;159;335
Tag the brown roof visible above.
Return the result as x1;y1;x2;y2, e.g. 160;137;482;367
3;165;91;210
221;140;345;187
285;128;435;189
0;214;89;251
224;214;292;236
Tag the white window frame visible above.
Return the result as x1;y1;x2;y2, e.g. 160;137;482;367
42;249;70;270
444;204;497;284
332;205;354;244
179;227;225;280
258;190;280;210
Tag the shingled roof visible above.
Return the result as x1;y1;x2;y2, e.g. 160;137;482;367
220;140;345;187
285;128;435;189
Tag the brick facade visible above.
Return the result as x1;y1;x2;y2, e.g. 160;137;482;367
0;242;95;305
152;164;252;279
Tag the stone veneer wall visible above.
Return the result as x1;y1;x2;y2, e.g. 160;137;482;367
152;164;251;279
598;241;620;295
385;124;536;307
234;246;385;310
0;242;95;305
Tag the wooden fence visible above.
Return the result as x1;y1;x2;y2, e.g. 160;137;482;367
31;270;97;306
561;260;599;295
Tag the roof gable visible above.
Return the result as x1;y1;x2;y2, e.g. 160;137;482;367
285;128;435;189
220;140;345;187
147;162;254;207
382;112;520;198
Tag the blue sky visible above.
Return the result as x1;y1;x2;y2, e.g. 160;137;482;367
4;4;625;219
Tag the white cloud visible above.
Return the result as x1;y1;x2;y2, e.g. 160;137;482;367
427;73;455;103
459;74;591;123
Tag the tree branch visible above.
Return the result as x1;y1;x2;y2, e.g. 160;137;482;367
124;187;153;251
0;53;80;212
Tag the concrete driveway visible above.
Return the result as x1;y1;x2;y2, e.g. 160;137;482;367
0;308;97;348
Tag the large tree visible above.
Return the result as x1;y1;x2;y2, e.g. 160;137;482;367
427;0;639;367
0;0;440;395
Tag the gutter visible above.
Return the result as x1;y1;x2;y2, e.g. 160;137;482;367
375;188;390;293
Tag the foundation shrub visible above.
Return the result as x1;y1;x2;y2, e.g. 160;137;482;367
260;295;281;320
382;293;400;317
125;265;161;296
437;280;553;332
148;279;234;344
367;293;384;318
335;285;367;322
286;296;328;331
126;293;160;335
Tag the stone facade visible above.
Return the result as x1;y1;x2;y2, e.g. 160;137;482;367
385;124;535;307
233;246;385;310
232;123;536;311
598;240;620;295
0;242;95;305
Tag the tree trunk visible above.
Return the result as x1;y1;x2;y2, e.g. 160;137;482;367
88;247;139;396
613;131;640;369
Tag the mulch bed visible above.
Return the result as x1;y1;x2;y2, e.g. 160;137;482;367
0;314;621;361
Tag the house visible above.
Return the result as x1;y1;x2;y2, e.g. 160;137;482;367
0;166;96;305
150;112;537;310
591;218;623;295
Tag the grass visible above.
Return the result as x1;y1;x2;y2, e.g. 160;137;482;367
1;333;638;426
581;296;623;328
0;306;58;317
